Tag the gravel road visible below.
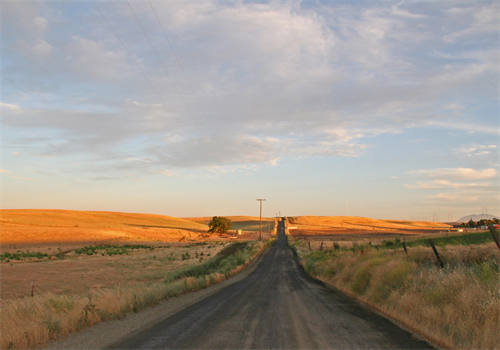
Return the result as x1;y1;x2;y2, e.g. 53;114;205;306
112;220;434;349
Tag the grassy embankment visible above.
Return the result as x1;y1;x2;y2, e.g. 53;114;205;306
1;240;273;350
291;232;499;350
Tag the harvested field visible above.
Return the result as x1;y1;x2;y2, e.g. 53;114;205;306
287;216;451;236
0;243;226;300
0;210;211;252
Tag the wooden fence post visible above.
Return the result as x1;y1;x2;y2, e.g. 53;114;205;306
402;241;408;256
429;240;444;268
489;226;500;251
308;241;311;251
319;241;323;251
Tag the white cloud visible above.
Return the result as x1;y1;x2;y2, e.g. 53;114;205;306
457;144;497;157
429;193;479;202
65;36;136;80
406;164;498;209
429;193;458;201
33;16;48;31
0;169;11;174
443;3;500;43
129;100;163;109
424;120;500;136
390;4;426;19
160;170;174;176
0;102;21;111
417;168;497;180
2;0;499;174
32;40;52;56
407;180;491;189
444;103;465;111
268;158;279;166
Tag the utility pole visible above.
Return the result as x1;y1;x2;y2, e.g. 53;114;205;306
256;198;266;241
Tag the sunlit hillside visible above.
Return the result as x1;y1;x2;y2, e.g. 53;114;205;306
0;209;209;247
287;216;451;235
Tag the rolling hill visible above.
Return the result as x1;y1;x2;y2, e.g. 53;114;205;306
287;216;450;235
0;209;209;246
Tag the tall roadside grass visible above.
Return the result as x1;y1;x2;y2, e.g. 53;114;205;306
0;240;272;350
292;239;499;350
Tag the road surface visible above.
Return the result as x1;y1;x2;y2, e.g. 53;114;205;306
112;220;433;349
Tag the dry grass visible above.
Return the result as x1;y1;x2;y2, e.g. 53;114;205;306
0;209;212;251
294;240;500;350
287;216;450;236
0;243;226;300
0;241;268;350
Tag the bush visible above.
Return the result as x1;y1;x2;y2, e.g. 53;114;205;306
0;251;49;261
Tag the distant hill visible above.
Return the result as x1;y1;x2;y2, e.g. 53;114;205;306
456;214;499;223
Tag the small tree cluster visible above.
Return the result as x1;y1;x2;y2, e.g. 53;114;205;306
208;216;232;234
457;218;499;228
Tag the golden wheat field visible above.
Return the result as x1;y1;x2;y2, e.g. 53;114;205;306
0;209;214;253
287;216;451;235
0;210;278;252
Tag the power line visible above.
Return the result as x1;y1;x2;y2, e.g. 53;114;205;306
126;0;172;81
94;2;158;94
147;0;185;75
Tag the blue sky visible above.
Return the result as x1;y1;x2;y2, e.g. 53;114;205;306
1;0;499;220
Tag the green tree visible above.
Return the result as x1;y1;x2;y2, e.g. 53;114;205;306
208;216;232;234
467;219;476;228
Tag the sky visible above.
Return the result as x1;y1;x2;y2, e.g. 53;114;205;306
1;0;499;221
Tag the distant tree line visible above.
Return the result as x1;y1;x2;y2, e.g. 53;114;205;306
456;218;500;228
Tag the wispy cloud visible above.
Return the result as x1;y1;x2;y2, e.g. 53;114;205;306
457;144;497;157
0;102;21;111
429;193;479;202
1;0;499;218
3;0;498;174
406;180;492;189
412;168;497;180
